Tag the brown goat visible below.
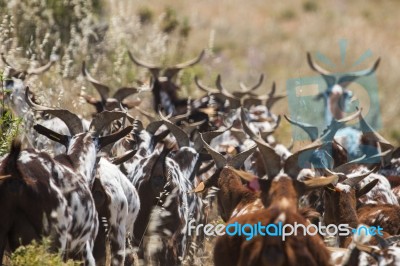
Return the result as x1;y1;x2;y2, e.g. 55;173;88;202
195;108;339;266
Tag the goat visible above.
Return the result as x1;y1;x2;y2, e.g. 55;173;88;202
24;87;132;264
128;49;204;115
92;157;140;266
123;112;206;265
82;61;142;113
200;111;336;266
306;52;380;125
0;138;70;263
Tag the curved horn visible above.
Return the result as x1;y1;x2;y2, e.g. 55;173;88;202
82;61;110;102
113;87;140;102
194;76;219;94
216;75;241;107
89;111;126;136
338;58;381;85
241;108;281;178
27;60;55;75
238;74;264;96
307;52;332;75
181;119;206;135
146;120;165;135
172;50;205;69
228;145;257;169
158;110;190;148
358;109;393;152
266;82;286;111
284;115;319;142
216;75;236;99
25;87;83;135
342;168;375;187
260;115;281;140
133;106;157;122
127;50;158;69
200;131;227;169
111;148;138;165
302;175;339;188
173;50;205;69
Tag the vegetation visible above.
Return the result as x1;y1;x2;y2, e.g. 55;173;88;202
10;238;80;266
0;73;21;156
0;1;399;264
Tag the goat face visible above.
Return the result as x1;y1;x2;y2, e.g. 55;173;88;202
128;50;204;115
306;52;379;124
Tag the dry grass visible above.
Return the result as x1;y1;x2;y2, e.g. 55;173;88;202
1;0;400;264
105;0;400;145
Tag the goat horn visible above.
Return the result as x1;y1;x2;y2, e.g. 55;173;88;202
171;50;205;69
337;107;362;123
338;58;381;85
146;120;164;135
134;106;157;122
128;50;204;73
227;145;257;169
284;115;319;142
98;125;133;150
158;110;190;148
89;111;126;136
241;108;282;178
127;50;158;69
266;82;286;111
341;168;375;187
33;124;69;148
113;87;140;102
191;170;219;193
27;60;55;75
307;52;332;76
238;74;264;95
358;109;393;152
195;76;219;94
260;115;281;139
303;175;339;188
25;87;83;135
216;75;238;100
200;131;227;169
82;61;110;102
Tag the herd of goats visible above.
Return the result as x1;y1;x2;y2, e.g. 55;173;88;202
0;49;400;266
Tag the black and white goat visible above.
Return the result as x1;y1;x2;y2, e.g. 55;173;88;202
21;87;131;264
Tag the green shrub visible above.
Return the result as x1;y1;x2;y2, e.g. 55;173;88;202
0;74;21;156
10;238;80;266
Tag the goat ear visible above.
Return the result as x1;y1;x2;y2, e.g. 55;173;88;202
296;175;338;194
356;179;379;198
92;177;109;209
33;124;69;147
97;126;133;151
191;171;219;193
391;147;400;160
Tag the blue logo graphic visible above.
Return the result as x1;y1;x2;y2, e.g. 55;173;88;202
286;39;382;164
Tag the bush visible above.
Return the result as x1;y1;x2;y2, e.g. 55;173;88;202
0;74;21;156
10;238;80;266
